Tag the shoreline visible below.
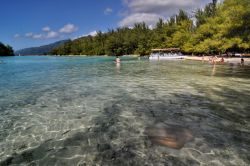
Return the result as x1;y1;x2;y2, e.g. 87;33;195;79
184;56;250;65
6;55;250;65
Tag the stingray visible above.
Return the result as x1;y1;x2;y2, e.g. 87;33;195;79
145;123;193;149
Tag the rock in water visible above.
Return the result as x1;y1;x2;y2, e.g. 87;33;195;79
146;123;193;149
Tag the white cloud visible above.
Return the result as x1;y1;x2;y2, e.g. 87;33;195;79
21;23;79;40
24;31;59;40
104;7;113;15
42;26;51;32
14;34;20;38
46;31;59;39
120;0;212;27
72;30;98;40
119;13;162;27
124;0;198;14
89;31;97;36
148;24;154;30
25;32;43;39
59;23;78;34
25;32;33;37
32;34;43;39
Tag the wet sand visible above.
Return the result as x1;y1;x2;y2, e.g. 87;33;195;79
184;56;250;65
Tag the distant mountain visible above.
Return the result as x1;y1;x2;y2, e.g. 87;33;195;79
15;39;71;56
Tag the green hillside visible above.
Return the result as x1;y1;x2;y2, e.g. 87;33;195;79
15;39;71;56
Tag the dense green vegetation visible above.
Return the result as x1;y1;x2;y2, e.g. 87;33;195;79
15;39;70;56
0;42;14;56
51;0;250;56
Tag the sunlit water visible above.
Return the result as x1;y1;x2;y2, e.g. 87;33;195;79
0;56;250;166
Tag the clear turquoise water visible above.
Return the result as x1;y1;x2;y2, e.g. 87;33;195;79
0;56;250;165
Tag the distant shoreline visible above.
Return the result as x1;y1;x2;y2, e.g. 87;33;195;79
184;56;250;65
5;54;250;66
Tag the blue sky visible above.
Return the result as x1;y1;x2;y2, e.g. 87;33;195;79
0;0;211;50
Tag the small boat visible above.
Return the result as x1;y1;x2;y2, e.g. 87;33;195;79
149;48;186;60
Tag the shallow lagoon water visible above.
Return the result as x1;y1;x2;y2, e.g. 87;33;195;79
0;56;250;165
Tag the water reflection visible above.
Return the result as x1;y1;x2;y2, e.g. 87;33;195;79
116;62;121;73
211;64;216;76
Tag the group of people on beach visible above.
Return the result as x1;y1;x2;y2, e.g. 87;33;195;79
206;55;245;65
114;55;245;66
207;56;224;64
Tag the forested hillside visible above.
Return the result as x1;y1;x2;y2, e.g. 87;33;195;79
51;0;250;56
15;39;70;56
0;42;14;56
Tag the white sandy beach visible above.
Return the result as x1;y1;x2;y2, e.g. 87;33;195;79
184;56;250;65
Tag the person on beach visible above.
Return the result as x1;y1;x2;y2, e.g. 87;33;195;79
220;57;224;63
210;55;217;65
208;56;212;62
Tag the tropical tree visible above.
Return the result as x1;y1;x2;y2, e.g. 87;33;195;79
0;42;14;56
50;0;250;56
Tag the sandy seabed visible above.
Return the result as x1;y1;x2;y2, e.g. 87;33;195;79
0;56;250;165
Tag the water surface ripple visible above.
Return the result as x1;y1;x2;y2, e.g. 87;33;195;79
0;56;250;165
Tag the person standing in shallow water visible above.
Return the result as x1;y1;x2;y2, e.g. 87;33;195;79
241;58;244;65
220;57;224;63
115;56;121;63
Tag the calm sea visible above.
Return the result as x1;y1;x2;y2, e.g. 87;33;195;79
0;56;250;165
